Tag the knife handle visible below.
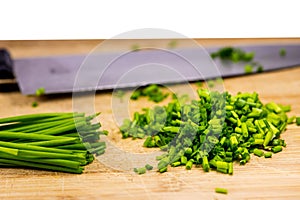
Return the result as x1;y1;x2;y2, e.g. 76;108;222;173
0;48;14;79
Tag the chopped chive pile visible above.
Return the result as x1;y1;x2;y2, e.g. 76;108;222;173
0;112;107;173
131;84;169;103
120;89;291;174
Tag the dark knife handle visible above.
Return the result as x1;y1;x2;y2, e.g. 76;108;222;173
0;48;14;79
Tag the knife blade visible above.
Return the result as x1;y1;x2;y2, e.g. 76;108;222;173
1;44;300;95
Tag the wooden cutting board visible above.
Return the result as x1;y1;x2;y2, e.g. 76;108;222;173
0;39;300;200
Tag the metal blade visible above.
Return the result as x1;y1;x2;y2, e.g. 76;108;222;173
13;44;300;95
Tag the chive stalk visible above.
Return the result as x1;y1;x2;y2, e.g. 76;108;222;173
0;112;107;173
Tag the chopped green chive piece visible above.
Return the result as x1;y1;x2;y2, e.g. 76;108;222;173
296;117;300;126
202;156;210;172
130;84;169;103
253;148;264;157
279;48;286;57
181;155;187;165
215;187;228;194
228;162;233;175
171;161;181;167
145;164;153;170
185;159;194;170
35;87;45;96
32;101;38;107
264;152;272;158
159;166;168;173
256;65;264;73
195;81;203;87
272;145;283;153
287;116;295;124
244;64;253;74
263;131;274;147
134;167;146;175
210;46;267;74
210;47;254;62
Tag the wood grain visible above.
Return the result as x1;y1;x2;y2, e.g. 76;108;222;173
0;38;300;200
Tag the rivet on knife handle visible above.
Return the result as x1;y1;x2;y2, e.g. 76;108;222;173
0;48;14;79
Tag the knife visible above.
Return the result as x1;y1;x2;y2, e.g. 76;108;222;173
1;44;300;95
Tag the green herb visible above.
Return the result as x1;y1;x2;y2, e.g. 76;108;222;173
264;152;272;158
211;47;264;73
195;81;203;87
253;148;264;157
210;47;254;62
35;87;45;96
0;112;107;173
279;48;286;57
287;116;295;124
130;84;169;103
244;64;253;74
215;187;228;194
32;102;38;107
134;167;147;174
120;88;290;174
296;117;300;126
256;65;264;73
145;164;153;170
272;145;283;153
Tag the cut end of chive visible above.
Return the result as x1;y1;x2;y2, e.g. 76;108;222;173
32;102;38;107
215;187;228;194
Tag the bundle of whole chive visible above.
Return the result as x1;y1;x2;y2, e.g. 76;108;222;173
0;112;107;174
120;89;291;174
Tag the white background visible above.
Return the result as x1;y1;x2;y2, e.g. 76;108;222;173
0;0;298;39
